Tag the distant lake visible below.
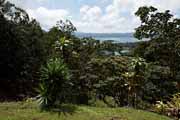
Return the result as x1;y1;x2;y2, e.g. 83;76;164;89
75;32;140;43
91;36;139;43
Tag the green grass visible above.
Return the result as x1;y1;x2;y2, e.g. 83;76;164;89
0;101;172;120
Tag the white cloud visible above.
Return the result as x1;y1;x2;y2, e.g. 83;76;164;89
7;0;180;33
80;5;102;21
100;0;109;4
27;7;71;30
75;2;139;33
75;0;180;33
36;0;46;3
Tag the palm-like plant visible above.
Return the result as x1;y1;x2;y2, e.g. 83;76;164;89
37;58;70;110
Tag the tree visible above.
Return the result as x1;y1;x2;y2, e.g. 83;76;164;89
45;20;77;61
81;56;131;106
134;6;180;83
65;38;101;104
56;20;77;39
0;0;47;99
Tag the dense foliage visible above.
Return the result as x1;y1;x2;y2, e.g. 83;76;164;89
134;6;180;83
0;0;46;100
134;6;180;102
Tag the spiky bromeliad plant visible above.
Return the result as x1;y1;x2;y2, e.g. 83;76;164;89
37;58;70;110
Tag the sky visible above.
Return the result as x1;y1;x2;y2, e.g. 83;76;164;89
8;0;180;33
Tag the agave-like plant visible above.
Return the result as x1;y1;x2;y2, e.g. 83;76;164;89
37;58;70;110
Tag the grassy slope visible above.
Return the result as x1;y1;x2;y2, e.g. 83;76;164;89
0;101;172;120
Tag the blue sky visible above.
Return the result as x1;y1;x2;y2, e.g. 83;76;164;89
9;0;180;33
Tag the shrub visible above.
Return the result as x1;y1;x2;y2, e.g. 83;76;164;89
37;58;70;110
154;93;180;119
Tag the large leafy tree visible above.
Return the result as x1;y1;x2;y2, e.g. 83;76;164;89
80;56;130;106
0;0;47;99
134;6;180;82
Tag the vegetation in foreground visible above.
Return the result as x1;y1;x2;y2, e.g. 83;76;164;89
0;101;172;120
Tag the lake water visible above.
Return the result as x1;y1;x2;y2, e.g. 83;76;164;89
75;33;140;43
93;36;139;43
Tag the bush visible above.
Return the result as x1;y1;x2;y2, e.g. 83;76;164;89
154;93;180;119
37;58;70;110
